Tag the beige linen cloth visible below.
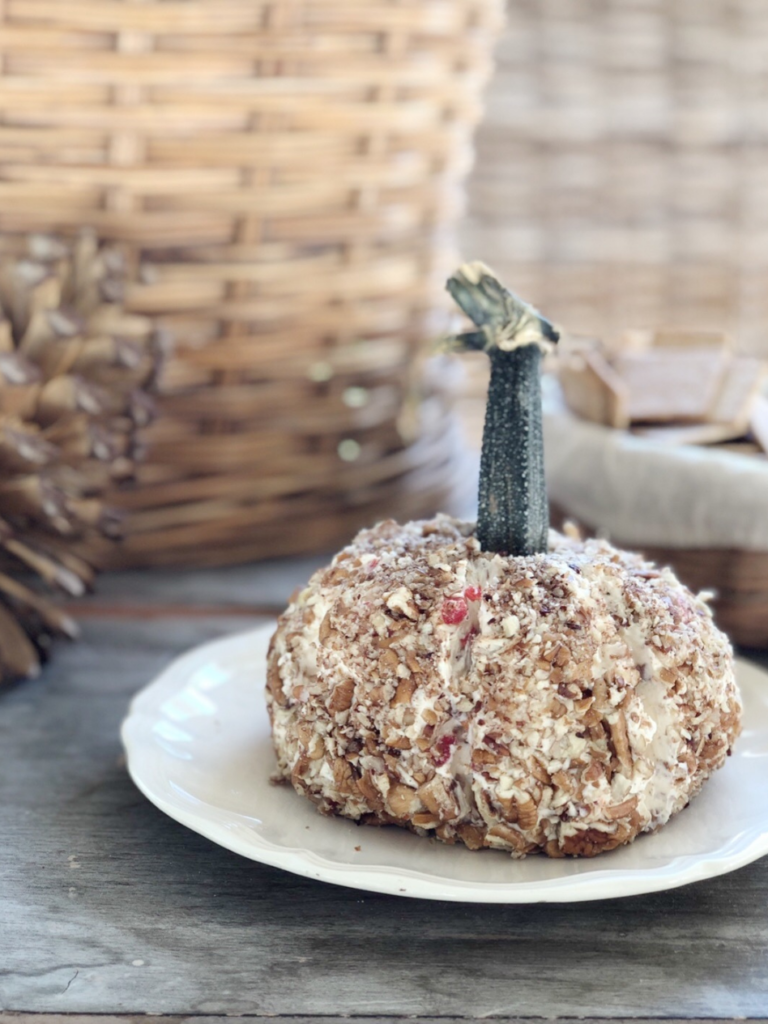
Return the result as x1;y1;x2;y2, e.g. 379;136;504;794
543;381;768;551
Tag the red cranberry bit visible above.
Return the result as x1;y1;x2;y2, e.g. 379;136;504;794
368;558;379;569
441;595;468;624
460;626;479;649
434;734;456;766
464;585;482;602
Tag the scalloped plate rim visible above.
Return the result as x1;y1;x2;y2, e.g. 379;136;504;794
122;624;768;903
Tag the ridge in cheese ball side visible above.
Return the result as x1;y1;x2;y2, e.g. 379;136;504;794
266;515;742;857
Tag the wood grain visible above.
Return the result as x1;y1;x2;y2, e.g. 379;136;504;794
0;1019;759;1024
0;604;767;1018
66;555;329;614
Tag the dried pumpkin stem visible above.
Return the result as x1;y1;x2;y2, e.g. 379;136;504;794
480;344;547;554
445;262;559;556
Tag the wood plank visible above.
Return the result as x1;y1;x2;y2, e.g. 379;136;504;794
67;555;329;614
1;616;768;1016
631;422;748;447
558;349;630;428
0;1019;759;1024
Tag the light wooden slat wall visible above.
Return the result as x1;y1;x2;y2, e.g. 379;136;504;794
462;0;768;357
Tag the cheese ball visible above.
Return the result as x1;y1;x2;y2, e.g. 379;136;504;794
266;515;741;857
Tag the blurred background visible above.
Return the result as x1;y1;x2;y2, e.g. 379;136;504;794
1;0;767;677
465;0;768;357
457;1;768;649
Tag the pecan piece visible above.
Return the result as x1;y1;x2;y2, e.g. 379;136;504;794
266;658;288;708
418;776;459;821
357;773;385;813
516;792;538;831
391;675;417;705
383;730;411;751
550;699;568;719
457;823;486;850
318;610;333;644
545;839;565;858
554;644;571;667
592;677;609;708
486;823;529;852
560;827;619;857
529;759;551;785
494;788;517;821
378;648;399;673
376;629;409;649
385;586;420;620
574;696;595;715
606;710;632;773
605;795;639;820
308;735;325;760
329;677;355;713
387;783;421;819
551;769;572;791
405;652;422;674
588;721;607;741
332;758;359;796
325;567;350;584
582;760;604;783
700;735;723;763
558;680;581;699
291;754;310;788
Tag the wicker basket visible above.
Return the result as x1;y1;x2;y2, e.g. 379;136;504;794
0;0;503;567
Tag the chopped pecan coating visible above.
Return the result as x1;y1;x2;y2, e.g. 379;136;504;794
267;516;741;858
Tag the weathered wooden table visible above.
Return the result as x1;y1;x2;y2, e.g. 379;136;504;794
2;557;768;1022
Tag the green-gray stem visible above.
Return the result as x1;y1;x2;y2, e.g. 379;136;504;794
444;261;557;557
478;345;548;555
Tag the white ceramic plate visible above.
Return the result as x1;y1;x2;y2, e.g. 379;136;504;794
122;623;768;903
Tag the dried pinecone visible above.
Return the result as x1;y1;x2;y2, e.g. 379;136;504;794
0;231;163;683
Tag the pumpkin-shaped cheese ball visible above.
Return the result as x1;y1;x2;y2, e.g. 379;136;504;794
266;264;741;856
267;515;741;857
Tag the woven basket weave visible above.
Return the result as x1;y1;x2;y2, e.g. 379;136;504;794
0;0;502;567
